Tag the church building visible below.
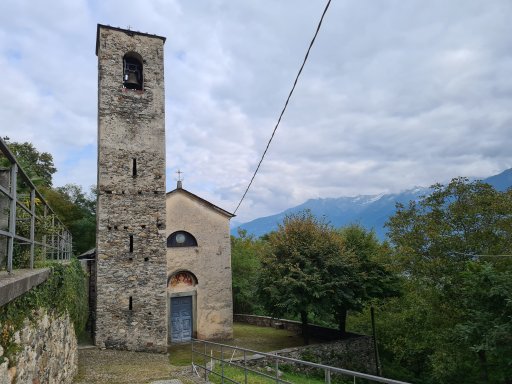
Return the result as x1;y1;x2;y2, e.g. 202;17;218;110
166;180;234;342
94;24;234;351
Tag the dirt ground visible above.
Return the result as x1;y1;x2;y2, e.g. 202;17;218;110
73;323;316;383
73;347;204;384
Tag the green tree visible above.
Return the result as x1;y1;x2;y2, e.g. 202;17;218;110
454;262;512;383
380;178;512;383
333;225;400;334
258;210;351;344
231;229;266;314
3;137;56;187
43;184;96;255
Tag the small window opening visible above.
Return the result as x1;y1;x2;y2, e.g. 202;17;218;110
138;191;142;195
114;225;118;230
129;235;134;252
105;190;112;194
132;158;137;177
141;225;146;229
123;56;143;90
167;231;198;247
144;257;149;262
129;296;133;311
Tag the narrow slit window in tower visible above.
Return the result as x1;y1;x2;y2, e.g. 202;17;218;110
132;158;137;177
129;296;133;311
129;235;134;252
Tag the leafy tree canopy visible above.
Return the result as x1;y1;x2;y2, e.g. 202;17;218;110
231;229;266;314
378;177;512;383
3;137;56;187
333;225;400;333
4;138;96;255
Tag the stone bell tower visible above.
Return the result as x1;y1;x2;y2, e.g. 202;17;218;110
95;24;167;352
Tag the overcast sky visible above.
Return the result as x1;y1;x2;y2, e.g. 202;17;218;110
1;0;511;224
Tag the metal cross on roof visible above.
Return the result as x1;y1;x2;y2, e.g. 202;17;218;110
176;169;184;182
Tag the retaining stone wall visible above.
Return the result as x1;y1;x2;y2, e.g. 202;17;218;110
234;314;376;374
237;338;376;376
0;310;77;384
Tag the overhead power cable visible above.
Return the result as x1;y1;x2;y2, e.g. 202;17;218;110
233;0;332;215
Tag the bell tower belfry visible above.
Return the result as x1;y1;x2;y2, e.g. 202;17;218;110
95;24;167;352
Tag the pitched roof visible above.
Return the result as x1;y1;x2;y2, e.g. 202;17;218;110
166;187;235;219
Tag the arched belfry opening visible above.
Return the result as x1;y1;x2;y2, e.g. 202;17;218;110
123;52;143;90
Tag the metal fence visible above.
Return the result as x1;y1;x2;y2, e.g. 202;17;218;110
0;137;72;273
191;339;410;384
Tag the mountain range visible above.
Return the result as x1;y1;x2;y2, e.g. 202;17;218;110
232;168;512;240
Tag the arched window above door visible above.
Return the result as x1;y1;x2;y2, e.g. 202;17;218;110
167;231;198;247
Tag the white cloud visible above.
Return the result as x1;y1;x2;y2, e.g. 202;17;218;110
1;0;511;224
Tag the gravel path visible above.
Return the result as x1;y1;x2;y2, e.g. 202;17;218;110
74;347;205;384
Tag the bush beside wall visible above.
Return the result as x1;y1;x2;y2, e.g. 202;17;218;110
0;259;87;383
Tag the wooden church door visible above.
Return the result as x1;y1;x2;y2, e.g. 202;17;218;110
170;296;193;342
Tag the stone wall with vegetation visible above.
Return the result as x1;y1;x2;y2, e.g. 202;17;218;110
241;337;376;376
0;260;87;384
235;314;376;374
0;311;77;384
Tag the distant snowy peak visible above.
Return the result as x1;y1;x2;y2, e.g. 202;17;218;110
233;168;512;240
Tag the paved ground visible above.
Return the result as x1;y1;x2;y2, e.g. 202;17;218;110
74;346;205;384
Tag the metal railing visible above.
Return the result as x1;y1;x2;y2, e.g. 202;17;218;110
191;339;410;384
0;137;72;273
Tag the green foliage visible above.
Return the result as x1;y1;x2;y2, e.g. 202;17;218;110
231;229;266;314
0;259;88;365
210;363;329;384
332;225;400;333
3;137;56;187
256;212;399;345
257;210;352;343
4;139;96;255
371;178;512;383
42;184;96;255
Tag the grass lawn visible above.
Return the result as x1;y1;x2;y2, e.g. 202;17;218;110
169;322;322;366
208;364;326;384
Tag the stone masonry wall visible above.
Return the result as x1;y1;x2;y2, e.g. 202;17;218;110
240;338;376;376
95;25;168;352
234;314;376;374
0;310;77;384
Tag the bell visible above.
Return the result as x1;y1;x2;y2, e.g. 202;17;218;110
124;71;141;89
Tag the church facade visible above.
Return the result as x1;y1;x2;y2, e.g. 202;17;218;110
94;24;234;352
166;181;234;342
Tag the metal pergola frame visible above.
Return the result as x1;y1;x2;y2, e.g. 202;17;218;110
0;137;72;273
